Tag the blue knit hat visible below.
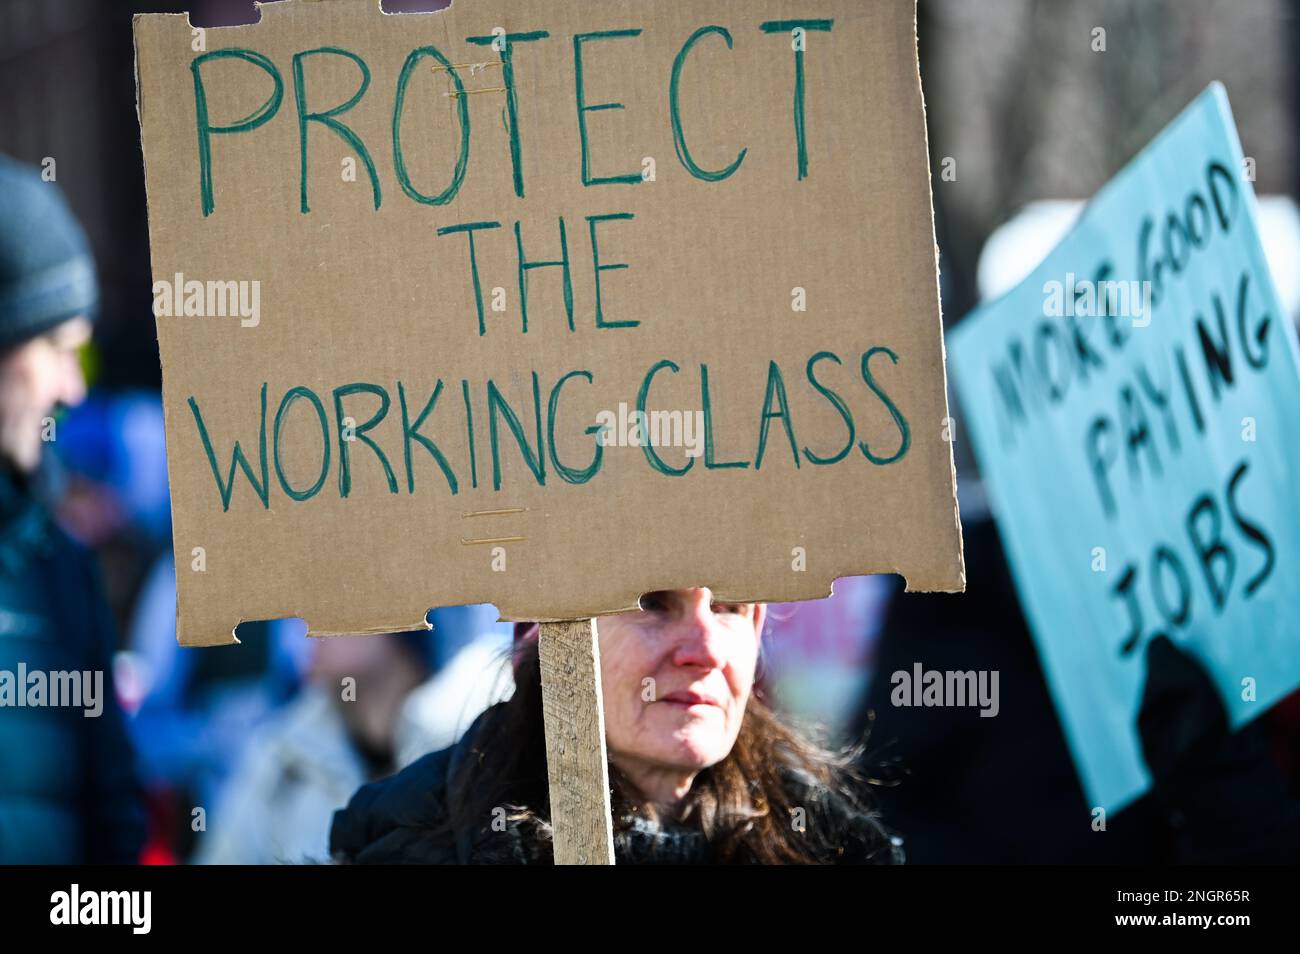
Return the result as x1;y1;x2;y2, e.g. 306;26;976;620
0;155;98;353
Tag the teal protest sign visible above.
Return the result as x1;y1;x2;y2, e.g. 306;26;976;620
949;84;1300;812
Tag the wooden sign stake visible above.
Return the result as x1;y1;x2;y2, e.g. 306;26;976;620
538;618;615;865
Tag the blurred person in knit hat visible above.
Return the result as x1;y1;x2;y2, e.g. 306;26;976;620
331;588;902;864
0;155;146;862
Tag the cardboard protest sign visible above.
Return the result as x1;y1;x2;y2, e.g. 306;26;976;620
134;0;964;647
950;84;1300;812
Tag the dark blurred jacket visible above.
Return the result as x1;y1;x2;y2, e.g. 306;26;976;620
851;517;1172;862
0;464;145;863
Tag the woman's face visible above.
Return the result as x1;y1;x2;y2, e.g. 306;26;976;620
597;589;765;781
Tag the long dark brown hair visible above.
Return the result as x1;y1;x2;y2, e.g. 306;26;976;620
441;639;887;864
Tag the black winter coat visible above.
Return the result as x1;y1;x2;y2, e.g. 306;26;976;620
330;704;904;865
0;466;146;863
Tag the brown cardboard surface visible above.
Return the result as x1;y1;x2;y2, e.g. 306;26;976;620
133;0;964;645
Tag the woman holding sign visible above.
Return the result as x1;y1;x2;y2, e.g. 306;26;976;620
329;588;900;864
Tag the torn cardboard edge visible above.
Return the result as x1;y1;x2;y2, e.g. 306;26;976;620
145;0;464;35
190;563;965;647
910;0;967;599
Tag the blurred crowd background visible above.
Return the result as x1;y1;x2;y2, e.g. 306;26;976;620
1;0;1298;864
